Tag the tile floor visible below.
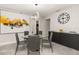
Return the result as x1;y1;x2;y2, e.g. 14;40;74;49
0;42;79;55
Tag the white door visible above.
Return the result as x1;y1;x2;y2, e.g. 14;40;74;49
45;19;50;36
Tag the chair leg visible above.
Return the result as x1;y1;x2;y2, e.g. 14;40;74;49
49;40;53;53
25;39;28;48
27;48;29;55
40;39;43;51
48;37;53;53
15;44;19;55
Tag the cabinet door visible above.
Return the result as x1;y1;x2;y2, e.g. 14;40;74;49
60;33;71;46
52;32;62;44
67;34;79;50
59;33;79;50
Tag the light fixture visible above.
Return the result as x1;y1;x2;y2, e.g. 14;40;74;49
30;3;40;35
35;4;38;6
34;3;39;35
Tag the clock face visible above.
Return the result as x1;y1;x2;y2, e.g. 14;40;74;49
58;12;70;24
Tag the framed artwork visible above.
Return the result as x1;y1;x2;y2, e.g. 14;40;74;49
0;16;29;29
0;10;30;33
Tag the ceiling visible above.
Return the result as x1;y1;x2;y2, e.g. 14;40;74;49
0;4;73;18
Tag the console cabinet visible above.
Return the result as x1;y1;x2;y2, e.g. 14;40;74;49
49;31;79;50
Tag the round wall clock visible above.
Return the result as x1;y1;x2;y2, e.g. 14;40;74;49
57;12;70;24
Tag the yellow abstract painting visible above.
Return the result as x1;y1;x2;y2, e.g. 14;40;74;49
0;16;29;29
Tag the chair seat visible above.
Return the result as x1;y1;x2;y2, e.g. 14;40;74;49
42;40;49;43
19;41;26;45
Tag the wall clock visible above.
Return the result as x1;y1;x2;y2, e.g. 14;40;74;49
57;12;70;24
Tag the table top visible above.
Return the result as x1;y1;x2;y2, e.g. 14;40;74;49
22;35;48;39
22;35;43;39
22;35;29;38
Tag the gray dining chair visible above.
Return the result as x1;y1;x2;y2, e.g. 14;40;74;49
38;31;53;53
24;31;29;43
15;33;27;55
27;35;40;55
24;31;29;36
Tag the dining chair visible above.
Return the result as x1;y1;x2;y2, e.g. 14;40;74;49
27;35;40;55
24;31;29;43
38;31;53;53
24;31;29;36
38;31;42;36
15;33;27;55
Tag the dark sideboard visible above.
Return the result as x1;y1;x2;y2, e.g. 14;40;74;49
49;31;79;50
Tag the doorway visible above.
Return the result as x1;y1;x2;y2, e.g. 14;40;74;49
45;18;50;36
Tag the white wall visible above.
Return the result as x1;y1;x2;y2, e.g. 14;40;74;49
0;33;16;46
49;6;79;33
0;10;35;46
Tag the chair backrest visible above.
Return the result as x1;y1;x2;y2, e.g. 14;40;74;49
24;31;29;36
38;31;42;35
15;33;19;44
27;35;40;52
